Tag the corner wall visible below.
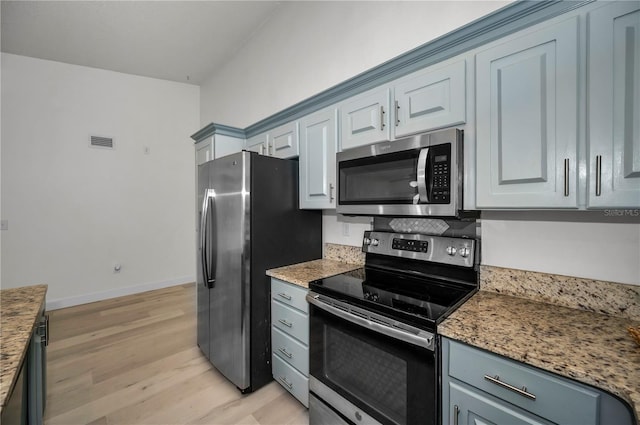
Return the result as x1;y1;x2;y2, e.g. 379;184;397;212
1;53;200;306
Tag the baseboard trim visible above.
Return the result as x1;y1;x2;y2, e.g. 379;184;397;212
46;276;195;310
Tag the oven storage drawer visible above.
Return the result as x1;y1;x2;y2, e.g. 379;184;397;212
273;352;309;407
271;326;309;375
272;278;309;314
447;340;599;425
272;299;309;343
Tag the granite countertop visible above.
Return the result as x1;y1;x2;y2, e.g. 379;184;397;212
439;290;640;422
0;284;48;411
267;259;362;288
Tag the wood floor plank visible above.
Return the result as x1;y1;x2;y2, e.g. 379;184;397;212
44;283;309;425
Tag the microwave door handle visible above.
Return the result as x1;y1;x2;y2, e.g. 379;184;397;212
417;147;430;203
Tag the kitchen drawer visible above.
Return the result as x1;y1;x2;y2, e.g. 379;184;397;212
272;300;309;343
271;278;309;313
273;351;309;407
272;326;309;375
448;340;599;425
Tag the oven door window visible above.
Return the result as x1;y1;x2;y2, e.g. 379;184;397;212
339;150;420;204
309;304;435;425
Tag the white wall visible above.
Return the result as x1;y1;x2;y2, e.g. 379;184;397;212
1;53;200;306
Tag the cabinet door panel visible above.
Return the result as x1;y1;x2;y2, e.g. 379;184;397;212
246;134;267;155
449;381;553;425
588;2;640;208
476;17;579;208
299;109;337;209
394;60;466;138
340;88;390;150
195;139;214;166
269;122;299;158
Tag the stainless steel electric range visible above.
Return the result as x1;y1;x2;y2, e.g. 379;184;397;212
307;230;478;425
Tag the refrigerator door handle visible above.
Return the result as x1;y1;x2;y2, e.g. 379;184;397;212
200;188;217;288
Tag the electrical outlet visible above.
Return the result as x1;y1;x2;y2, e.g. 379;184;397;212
342;222;350;237
1;220;8;231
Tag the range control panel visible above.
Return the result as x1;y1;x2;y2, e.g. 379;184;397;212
362;231;476;268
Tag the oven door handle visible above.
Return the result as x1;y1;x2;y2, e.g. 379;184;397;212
306;292;435;351
417;147;430;204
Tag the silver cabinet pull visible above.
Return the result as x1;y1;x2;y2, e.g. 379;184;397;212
259;145;265;155
278;292;292;301
563;158;570;197
596;155;602;196
278;347;292;358
395;100;400;126
329;183;335;203
279;376;293;389
484;375;536;400
380;105;385;130
278;319;293;328
268;143;273;156
453;405;460;425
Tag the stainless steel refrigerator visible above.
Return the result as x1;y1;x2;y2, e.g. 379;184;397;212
196;151;322;393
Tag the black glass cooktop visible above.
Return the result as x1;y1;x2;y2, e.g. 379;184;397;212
309;266;476;330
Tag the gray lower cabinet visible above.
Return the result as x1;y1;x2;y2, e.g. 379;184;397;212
441;337;635;425
2;309;48;425
270;278;309;407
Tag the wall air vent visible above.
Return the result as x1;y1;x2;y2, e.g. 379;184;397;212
89;135;114;149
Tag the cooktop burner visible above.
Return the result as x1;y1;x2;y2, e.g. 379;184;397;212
310;266;475;330
309;231;478;330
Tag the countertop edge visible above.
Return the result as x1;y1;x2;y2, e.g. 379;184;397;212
266;259;362;288
438;291;640;424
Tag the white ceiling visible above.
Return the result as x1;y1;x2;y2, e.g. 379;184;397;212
0;1;283;85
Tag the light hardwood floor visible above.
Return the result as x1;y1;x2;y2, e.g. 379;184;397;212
45;283;309;425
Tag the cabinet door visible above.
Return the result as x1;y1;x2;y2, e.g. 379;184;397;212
195;138;214;166
587;1;640;208
448;381;553;425
246;133;267;155
299;108;337;209
394;60;466;138
476;17;579;208
268;121;299;158
213;135;244;159
340;87;390;150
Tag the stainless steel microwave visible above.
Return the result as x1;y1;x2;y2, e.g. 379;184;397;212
336;128;466;217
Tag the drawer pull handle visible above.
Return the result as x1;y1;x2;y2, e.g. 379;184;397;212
279;376;293;390
453;404;460;425
278;319;293;328
483;375;536;400
278;347;292;358
595;155;602;196
278;292;292;301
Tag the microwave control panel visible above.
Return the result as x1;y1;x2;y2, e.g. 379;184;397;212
430;143;451;203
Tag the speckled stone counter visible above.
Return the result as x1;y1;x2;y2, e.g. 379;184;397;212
439;290;640;422
0;284;48;412
267;259;362;288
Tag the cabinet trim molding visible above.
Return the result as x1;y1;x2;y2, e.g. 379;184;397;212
192;2;591;141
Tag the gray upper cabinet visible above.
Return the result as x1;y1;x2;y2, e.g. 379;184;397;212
587;1;640;208
340;87;390;150
195;135;244;165
268;121;299;159
246;133;267;155
195;138;214;166
393;60;466;139
475;16;579;209
299;108;338;209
